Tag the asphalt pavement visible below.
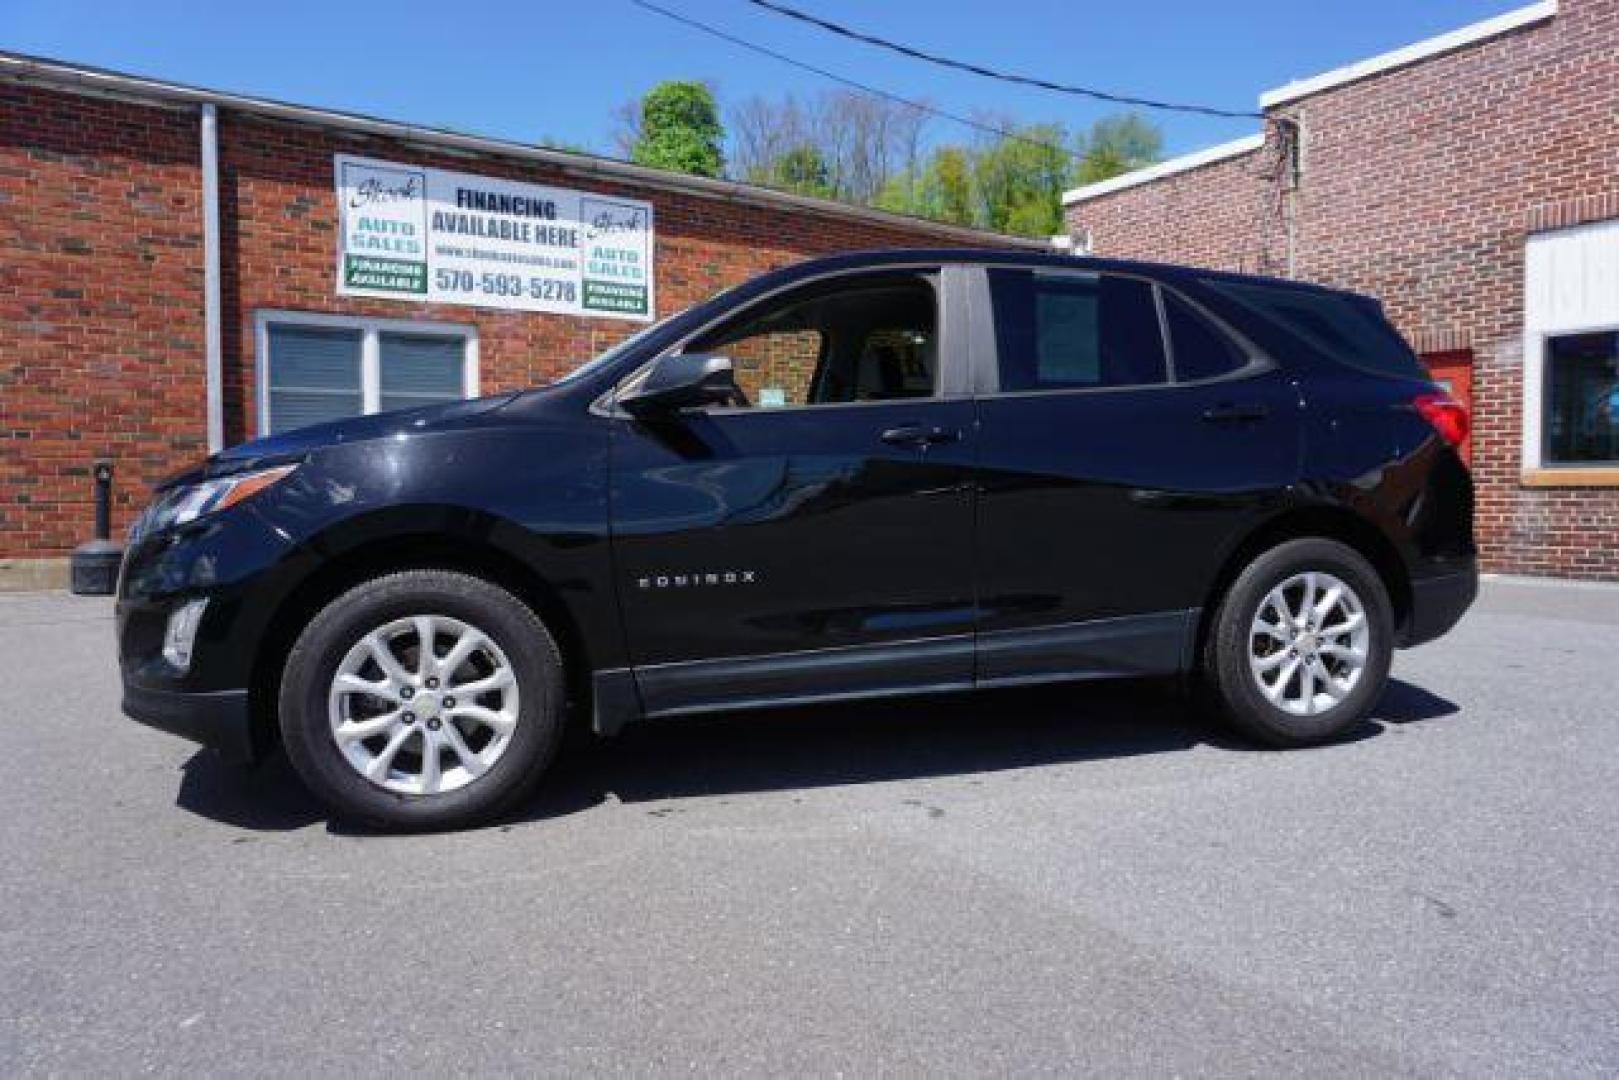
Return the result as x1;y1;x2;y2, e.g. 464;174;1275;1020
1;578;1615;1076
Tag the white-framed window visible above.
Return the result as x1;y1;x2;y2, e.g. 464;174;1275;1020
1522;218;1619;474
1535;327;1619;467
254;311;479;437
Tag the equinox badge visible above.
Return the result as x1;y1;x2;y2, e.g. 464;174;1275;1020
638;570;758;590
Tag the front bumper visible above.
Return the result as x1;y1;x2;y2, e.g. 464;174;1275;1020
121;682;256;764
116;504;298;765
1399;567;1478;648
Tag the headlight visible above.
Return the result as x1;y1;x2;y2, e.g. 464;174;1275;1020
133;464;298;541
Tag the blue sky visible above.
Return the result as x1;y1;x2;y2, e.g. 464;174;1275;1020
2;0;1527;160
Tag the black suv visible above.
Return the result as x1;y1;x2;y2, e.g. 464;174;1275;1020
118;250;1476;829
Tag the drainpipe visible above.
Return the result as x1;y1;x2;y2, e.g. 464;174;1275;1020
1278;113;1305;280
200;103;224;454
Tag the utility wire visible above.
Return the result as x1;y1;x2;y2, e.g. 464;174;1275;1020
626;0;1077;159
743;0;1264;120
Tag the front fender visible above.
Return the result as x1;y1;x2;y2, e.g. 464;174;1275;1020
172;419;621;690
246;499;626;671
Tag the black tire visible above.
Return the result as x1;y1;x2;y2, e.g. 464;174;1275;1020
1202;538;1393;747
279;570;564;830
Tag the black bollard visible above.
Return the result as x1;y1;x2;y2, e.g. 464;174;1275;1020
69;460;125;595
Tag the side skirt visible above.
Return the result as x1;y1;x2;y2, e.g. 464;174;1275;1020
634;633;975;723
591;609;1200;734
976;609;1199;687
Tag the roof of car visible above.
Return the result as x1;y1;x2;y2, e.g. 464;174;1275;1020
765;248;1372;302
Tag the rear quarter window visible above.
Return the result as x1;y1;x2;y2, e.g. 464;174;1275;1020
1207;279;1426;380
1162;292;1251;382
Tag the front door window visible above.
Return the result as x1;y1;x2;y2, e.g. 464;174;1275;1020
683;273;938;408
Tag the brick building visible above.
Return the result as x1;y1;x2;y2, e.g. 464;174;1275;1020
1064;0;1619;579
0;53;1037;587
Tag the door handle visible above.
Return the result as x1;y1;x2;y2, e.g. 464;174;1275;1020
1201;402;1269;423
880;424;961;449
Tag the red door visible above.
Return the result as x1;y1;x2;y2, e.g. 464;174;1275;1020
1422;349;1474;466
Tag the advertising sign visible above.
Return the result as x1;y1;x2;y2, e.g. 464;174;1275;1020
335;154;655;320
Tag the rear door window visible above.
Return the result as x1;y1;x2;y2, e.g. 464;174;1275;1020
989;270;1167;391
1206;279;1425;379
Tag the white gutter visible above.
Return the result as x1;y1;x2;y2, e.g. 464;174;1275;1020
0;50;1043;251
200;104;223;454
1062;134;1264;206
1260;0;1557;107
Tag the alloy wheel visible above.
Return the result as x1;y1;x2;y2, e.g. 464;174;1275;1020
327;614;520;795
1248;571;1371;718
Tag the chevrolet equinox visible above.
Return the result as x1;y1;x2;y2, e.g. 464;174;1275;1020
118;250;1477;829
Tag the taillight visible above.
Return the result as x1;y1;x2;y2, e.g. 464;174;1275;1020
1413;392;1470;448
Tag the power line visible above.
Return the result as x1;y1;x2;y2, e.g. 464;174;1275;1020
743;0;1264;120
625;0;1076;159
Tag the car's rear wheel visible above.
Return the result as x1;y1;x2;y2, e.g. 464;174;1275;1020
279;570;563;830
1204;538;1393;746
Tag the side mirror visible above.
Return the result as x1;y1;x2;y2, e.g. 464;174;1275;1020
619;353;739;416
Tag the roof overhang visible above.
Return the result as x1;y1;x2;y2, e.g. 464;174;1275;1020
1062;134;1264;206
0;50;1044;250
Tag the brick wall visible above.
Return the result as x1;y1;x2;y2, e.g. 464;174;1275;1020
1;85;1010;559
1068;140;1281;276
731;330;823;405
0;87;208;559
1067;0;1619;579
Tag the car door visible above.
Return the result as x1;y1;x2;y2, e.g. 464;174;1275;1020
609;266;979;716
971;266;1302;685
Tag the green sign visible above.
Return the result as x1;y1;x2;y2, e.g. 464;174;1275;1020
343;254;426;295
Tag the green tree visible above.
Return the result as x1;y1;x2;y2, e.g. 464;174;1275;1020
631;81;726;178
1072;143;1128;185
768;143;833;197
874;144;975;224
971;122;1071;237
872;172;915;215
1072;112;1163;185
920;146;976;225
1086;113;1163;167
538;135;588;154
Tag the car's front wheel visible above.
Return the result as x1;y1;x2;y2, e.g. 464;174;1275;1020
1204;538;1394;747
279;570;564;830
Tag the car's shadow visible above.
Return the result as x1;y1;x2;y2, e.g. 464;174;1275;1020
174;677;1460;834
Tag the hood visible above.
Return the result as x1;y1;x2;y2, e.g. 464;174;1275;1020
164;392;521;489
